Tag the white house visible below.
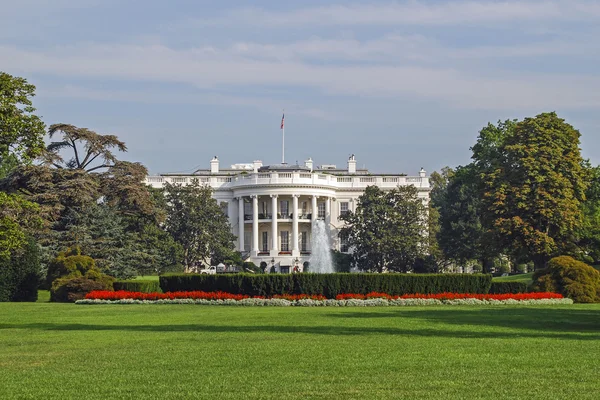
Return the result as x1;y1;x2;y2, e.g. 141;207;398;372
145;155;430;273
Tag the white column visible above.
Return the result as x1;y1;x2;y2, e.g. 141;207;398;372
292;194;299;255
252;195;259;256
271;194;278;256
238;197;244;251
227;201;235;238
325;196;331;226
311;195;318;223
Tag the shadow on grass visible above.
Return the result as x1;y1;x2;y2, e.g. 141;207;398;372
1;319;598;340
327;307;600;334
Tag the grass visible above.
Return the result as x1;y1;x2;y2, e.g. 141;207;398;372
492;272;533;283
133;275;160;281
1;302;599;399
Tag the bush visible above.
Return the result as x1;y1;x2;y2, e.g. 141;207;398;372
160;273;492;299
489;281;528;294
51;277;114;302
46;247;97;287
47;247;115;302
113;280;161;293
530;256;600;303
0;238;40;302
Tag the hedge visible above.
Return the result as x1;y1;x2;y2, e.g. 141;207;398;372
0;238;40;302
159;273;492;299
113;280;162;293
489;281;528;294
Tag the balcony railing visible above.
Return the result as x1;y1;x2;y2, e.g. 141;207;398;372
145;172;429;190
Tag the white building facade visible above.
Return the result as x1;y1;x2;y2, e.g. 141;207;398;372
145;155;430;273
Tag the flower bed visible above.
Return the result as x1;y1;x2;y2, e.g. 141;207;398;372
78;290;571;306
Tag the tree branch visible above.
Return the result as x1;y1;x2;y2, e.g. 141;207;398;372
70;138;81;168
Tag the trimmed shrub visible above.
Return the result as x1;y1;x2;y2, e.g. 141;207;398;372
160;273;492;299
51;277;113;302
48;247;115;302
113;280;161;293
489;281;528;294
0;238;40;302
530;256;600;303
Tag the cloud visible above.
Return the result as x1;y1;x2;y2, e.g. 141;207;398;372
187;1;600;28
2;42;599;110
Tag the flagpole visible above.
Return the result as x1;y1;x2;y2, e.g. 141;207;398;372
282;110;285;164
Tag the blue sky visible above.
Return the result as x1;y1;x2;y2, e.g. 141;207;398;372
2;0;599;174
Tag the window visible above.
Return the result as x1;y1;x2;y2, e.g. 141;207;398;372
261;201;268;216
301;201;308;217
340;233;349;253
244;232;251;252
244;202;251;219
301;231;308;252
280;200;289;218
262;231;268;252
318;202;326;219
340;202;349;217
281;231;289;251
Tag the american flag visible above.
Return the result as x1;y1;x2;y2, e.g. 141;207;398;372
280;113;285;129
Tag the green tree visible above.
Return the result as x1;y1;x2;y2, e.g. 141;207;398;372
575;164;600;263
0;191;42;259
436;165;493;271
0;72;46;163
42;123;126;172
164;180;236;270
481;112;588;270
340;185;427;272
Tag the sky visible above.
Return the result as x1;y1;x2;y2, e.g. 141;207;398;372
1;0;599;175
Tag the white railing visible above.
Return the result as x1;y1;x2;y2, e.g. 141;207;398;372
144;173;428;190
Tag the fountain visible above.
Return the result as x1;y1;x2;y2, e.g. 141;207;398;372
309;220;334;273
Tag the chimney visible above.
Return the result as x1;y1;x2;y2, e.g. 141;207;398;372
419;167;426;178
347;154;356;174
210;156;219;173
305;157;313;171
253;160;263;173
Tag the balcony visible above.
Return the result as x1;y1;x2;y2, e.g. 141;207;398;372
244;213;314;222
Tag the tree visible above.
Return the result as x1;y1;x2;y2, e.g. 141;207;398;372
164;180;236;270
576;164;600;263
481;112;588;270
0;72;46;163
340;185;427;272
42;123;126;172
436;165;493;271
0;191;43;259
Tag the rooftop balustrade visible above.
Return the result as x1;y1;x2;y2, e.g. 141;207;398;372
145;172;429;190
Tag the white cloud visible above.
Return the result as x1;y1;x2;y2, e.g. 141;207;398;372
2;43;599;110
188;1;600;27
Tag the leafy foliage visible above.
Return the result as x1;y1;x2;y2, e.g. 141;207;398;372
42;123;127;172
481;113;588;269
0;72;46;163
0;191;42;259
530;255;600;303
163;180;236;270
47;247;115;302
340;185;427;272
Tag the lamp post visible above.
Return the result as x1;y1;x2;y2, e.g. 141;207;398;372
294;257;299;273
271;257;275;274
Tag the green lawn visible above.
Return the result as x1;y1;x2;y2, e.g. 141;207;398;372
133;275;160;281
492;272;533;283
1;303;598;400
